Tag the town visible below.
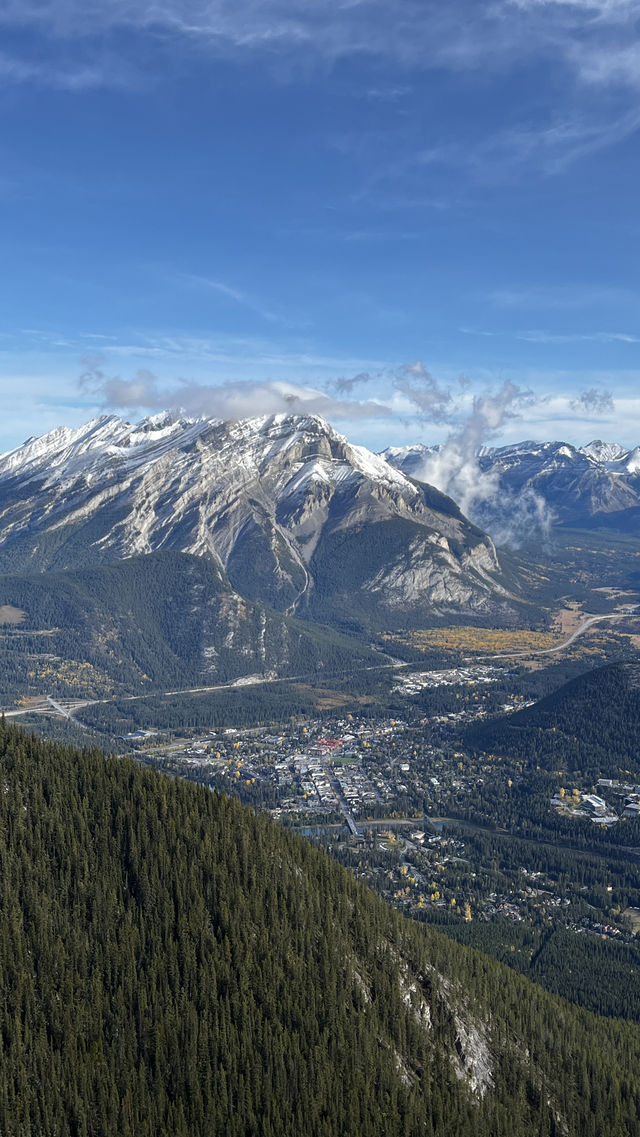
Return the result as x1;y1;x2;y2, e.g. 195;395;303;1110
552;778;640;826
138;696;640;951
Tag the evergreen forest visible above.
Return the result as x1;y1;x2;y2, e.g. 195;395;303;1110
467;661;640;779
2;723;640;1135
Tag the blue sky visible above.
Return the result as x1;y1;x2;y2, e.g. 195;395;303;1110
1;0;640;454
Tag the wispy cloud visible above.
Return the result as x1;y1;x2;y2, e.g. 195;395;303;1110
462;325;640;343
99;332;390;376
362;85;412;101
391;361;454;423
570;40;640;88
0;49;122;89
408;106;640;182
508;0;640;13
570;386;616;413
1;0;639;86
3;0;640;192
516;328;640;343
175;272;287;325
486;283;640;309
342;229;423;242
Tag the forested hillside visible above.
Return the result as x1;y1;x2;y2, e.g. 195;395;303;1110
2;723;640;1136
0;552;378;700
467;661;640;777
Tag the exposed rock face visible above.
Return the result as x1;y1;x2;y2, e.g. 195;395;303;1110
450;1011;494;1097
477;440;640;525
393;954;493;1098
0;412;515;626
383;438;640;533
365;534;506;609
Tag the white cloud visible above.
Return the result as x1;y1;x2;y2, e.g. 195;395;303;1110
396;380;556;546
175;273;287;325
492;387;640;444
0;0;638;88
78;355;391;421
73;352;640;455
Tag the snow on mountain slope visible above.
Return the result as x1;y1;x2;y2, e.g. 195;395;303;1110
580;440;628;465
383;437;640;532
477;440;640;524
617;445;640;475
380;443;433;480
1;412;407;496
0;413;514;625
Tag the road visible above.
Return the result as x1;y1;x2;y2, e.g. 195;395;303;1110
0;657;403;721
476;609;638;661
294;813;640;862
47;695;89;730
2;607;636;721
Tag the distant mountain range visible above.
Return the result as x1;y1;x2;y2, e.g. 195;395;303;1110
383;438;640;534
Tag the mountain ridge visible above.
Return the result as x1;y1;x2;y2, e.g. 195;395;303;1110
466;661;640;777
0;412;517;629
382;437;640;533
0;551;382;702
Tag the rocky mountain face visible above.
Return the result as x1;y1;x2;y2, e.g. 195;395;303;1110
0;413;516;629
478;440;640;526
383;438;640;533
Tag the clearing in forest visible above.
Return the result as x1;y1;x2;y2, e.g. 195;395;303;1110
0;605;26;625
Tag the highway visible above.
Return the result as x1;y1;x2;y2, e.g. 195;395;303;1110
2;607;637;722
475;609;638;661
0;658;403;721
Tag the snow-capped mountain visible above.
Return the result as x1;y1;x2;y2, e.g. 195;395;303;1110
610;445;640;476
579;439;628;465
383;438;640;533
0;412;515;626
477;440;640;527
380;443;434;481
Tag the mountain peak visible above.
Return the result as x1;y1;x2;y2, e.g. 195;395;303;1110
580;439;627;464
0;409;510;625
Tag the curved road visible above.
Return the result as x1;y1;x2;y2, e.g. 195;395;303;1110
477;609;638;661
